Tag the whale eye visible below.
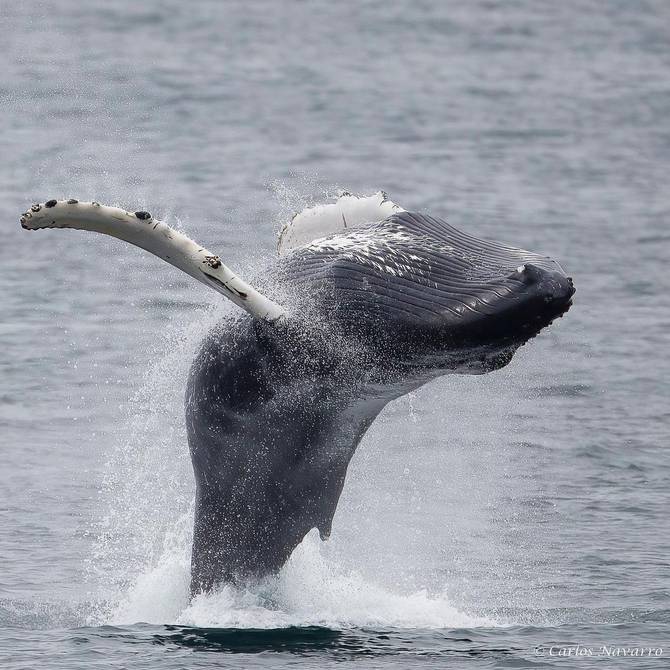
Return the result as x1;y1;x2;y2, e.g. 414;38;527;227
45;199;58;208
67;198;79;204
135;211;152;221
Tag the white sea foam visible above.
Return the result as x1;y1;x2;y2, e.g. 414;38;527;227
110;529;492;629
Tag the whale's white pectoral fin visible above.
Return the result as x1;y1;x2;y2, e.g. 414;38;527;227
19;199;286;322
277;191;404;256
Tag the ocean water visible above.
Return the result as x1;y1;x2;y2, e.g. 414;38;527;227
1;0;669;667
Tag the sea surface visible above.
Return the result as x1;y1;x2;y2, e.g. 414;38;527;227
1;1;669;668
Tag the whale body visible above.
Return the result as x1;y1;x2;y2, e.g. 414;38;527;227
186;207;574;592
20;192;575;594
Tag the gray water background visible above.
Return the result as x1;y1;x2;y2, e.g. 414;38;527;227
1;0;669;667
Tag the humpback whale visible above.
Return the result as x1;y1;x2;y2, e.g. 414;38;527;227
20;192;575;594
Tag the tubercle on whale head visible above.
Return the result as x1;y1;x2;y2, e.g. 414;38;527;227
433;266;574;373
419;264;574;372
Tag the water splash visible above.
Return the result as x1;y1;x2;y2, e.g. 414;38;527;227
86;303;222;624
109;529;492;629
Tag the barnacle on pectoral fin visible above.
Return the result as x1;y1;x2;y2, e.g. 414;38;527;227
203;255;222;269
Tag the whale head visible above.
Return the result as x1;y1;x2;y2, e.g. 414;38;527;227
278;197;574;376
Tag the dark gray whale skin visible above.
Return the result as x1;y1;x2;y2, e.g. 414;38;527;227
186;212;575;594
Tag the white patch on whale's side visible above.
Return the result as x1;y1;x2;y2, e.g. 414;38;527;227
277;191;404;256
